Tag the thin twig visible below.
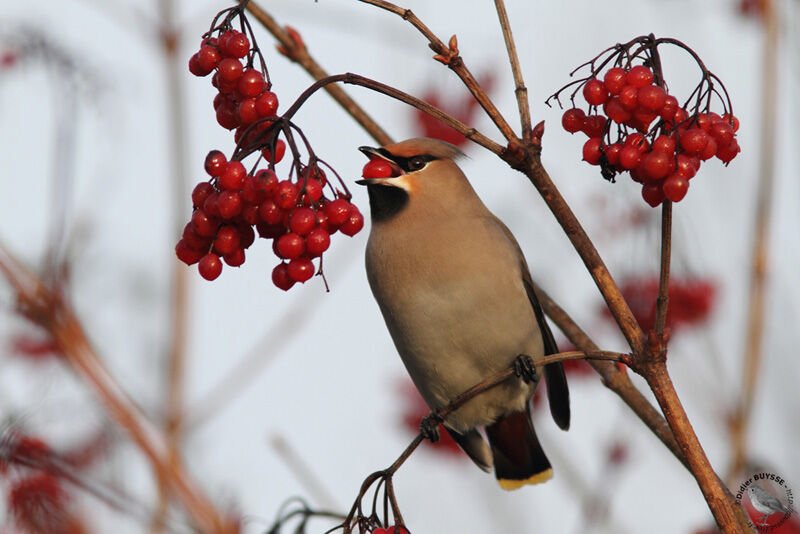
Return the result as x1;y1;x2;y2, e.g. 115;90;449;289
357;0;518;142
493;0;532;139
245;1;393;146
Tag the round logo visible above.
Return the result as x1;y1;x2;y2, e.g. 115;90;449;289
735;472;795;531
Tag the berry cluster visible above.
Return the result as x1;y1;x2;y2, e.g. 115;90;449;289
176;150;363;289
178;8;364;289
549;37;741;207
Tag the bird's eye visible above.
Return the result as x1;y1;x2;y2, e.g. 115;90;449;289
408;156;427;171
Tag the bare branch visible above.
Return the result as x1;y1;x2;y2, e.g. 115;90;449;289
493;0;532;139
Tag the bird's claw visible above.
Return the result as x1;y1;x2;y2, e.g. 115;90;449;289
513;354;538;383
419;414;442;443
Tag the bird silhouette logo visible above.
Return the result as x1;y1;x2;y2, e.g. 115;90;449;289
747;484;795;527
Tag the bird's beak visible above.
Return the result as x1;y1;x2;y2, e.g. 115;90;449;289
356;146;405;187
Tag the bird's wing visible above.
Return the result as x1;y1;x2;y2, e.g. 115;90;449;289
489;215;571;431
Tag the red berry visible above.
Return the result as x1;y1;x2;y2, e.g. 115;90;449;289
238;69;265;98
695;113;713;132
223;248;245;267
561;108;586;134
722;113;740;132
604;143;623;167
662;174;689;202
287;257;314;283
216;105;240;130
256;169;279;198
214;226;240;255
183;222;209;249
660;95;679;121
716;139;741;163
238;224;255;248
259;199;284;225
632;108;658;130
362;158;394;179
255;91;279;117
675;154;698;179
624;133;650;152
619;85;638;110
302;178;323;205
241;204;259;225
643;150;674;181
680;128;709;156
603;67;627;95
305;228;331;256
272;263;295;291
198;253;223;280
582;78;609;106
219;161;246;190
223;32;250;59
238;98;259;124
582;138;603;165
203;192;221;217
699;136;717;161
217;58;243;81
339;207;364;236
188;53;211;76
289;207;317;235
204;150;227;177
641;183;665;207
652;135;676;154
619;146;642;170
175;240;204;265
277;233;305;259
218;191;243;219
603;97;631;124
197;45;220;71
263;139;286;164
582;115;606;138
191;209;219;237
192;182;215;208
626;65;654;88
274;181;299;209
324;198;351;226
709;121;734;146
637;85;667;111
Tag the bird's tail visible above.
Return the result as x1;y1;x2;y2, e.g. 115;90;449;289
485;405;552;490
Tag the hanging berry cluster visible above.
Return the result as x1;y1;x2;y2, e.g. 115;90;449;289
177;5;364;290
547;35;741;207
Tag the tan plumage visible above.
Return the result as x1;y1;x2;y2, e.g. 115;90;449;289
358;138;569;488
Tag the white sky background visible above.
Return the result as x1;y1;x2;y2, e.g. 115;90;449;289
0;0;798;532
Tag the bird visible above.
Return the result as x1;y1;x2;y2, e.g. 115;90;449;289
747;484;794;526
356;137;570;490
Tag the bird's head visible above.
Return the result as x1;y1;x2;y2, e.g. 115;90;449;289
356;138;473;222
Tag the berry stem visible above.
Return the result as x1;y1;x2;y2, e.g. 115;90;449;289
653;200;672;336
493;0;533;139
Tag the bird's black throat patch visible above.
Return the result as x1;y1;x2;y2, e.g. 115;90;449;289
366;184;409;222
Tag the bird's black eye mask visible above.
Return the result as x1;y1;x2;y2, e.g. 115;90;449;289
376;149;437;173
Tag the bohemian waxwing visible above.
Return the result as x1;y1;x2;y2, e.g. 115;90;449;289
356;138;570;490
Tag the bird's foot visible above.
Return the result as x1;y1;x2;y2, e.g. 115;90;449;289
513;354;538;383
419;414;442;443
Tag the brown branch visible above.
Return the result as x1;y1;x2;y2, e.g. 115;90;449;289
653;201;672;336
493;0;532;139
516;158;647;355
245;1;393;146
357;0;518;142
0;245;232;533
729;0;778;482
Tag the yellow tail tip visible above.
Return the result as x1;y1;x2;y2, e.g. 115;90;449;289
497;468;553;491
